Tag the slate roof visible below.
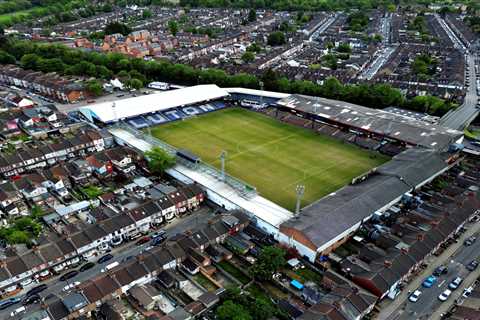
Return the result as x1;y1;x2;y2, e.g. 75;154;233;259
277;94;462;150
281;148;450;252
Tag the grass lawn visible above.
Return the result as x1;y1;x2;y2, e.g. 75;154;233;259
150;108;389;210
193;274;218;292
217;261;251;285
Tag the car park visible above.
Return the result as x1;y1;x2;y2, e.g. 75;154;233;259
422;275;437;288
466;260;479;271
97;254;113;264
438;289;452;301
433;265;448;276
448;277;463;290
26;284;47;297
60;270;79;281
79;262;95;272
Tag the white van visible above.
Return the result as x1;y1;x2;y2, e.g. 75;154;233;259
10;306;26;317
101;261;119;273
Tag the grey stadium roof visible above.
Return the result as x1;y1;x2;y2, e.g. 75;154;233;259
281;148;450;252
277;94;463;150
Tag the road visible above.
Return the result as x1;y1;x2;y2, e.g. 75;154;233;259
0;207;217;318
439;53;479;130
358;45;397;80
377;218;480;320
397;231;480;320
308;13;338;42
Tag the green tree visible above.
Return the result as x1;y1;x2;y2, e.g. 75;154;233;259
168;20;179;36
20;53;40;69
104;21;131;36
246;42;261;53
144;147;176;175
0;50;15;64
248;9;256;22
86;80;103;97
241;51;255;63
249;246;286;280
127;78;143;89
142;9;152;19
216;300;252;320
267;31;286;46
337;42;352;54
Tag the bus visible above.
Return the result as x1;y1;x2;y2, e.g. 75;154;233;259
240;99;268;109
148;82;170;91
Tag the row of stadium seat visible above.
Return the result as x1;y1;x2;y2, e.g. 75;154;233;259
126;102;228;129
258;107;406;157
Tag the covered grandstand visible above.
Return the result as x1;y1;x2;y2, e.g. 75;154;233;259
276;94;463;150
78;84;229;127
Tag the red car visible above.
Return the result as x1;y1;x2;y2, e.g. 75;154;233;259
136;236;151;245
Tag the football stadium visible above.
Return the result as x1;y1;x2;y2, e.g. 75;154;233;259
82;84;464;261
149;108;389;210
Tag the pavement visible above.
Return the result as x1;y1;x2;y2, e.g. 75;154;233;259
0;207;217;318
376;218;480;320
439;53;479;130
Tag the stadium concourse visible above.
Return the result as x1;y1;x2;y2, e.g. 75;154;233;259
81;84;467;264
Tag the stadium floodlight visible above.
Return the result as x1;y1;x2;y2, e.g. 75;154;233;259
295;185;305;215
112;102;118;123
220;151;227;181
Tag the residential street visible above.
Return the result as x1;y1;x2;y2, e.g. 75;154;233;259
0;207;216;318
376;218;480;320
439;53;479;130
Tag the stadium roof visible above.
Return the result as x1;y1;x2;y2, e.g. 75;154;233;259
277;94;463;150
80;84;229;123
226;87;291;99
280;148;451;252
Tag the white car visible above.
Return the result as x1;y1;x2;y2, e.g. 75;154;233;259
10;306;26;317
62;281;80;292
463;286;473;298
409;290;422;302
438;289;452;301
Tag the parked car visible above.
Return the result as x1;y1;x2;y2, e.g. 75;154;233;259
26;284;47;297
79;262;95;272
422;275;437;288
136;236;151;245
22;294;40;306
0;297;20;310
466;260;479;271
10;306;26;317
438;289;452;301
464;236;476;246
62;281;80;292
463;286;474;298
97;254;113;264
408;290;422;303
60;270;79;281
433;265;448;276
448;277;463;290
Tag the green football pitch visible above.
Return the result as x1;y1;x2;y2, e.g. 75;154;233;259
150;108;389;211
